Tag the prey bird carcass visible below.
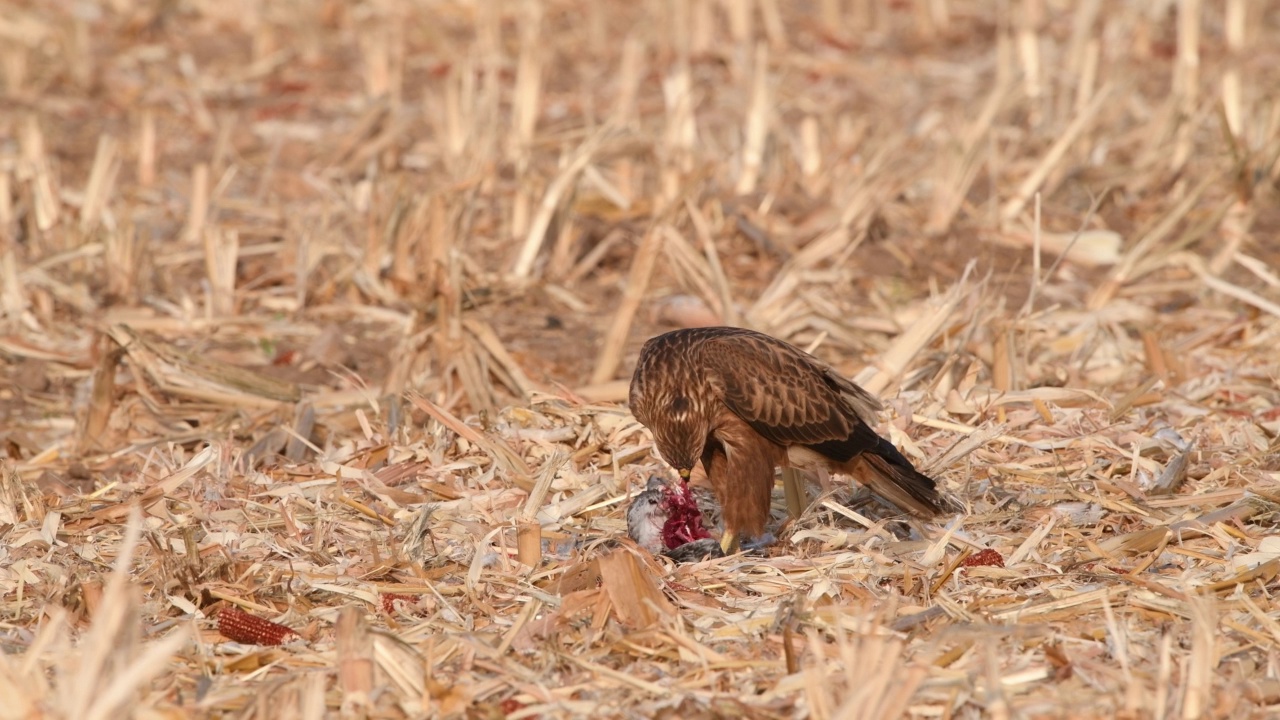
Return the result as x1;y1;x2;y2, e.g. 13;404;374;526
626;476;724;562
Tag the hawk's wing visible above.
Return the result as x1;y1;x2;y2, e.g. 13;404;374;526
702;332;879;449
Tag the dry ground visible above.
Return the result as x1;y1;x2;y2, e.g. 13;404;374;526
3;0;1280;718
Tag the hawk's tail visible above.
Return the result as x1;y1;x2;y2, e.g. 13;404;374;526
858;437;953;517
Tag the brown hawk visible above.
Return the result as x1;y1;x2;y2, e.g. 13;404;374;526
629;326;949;553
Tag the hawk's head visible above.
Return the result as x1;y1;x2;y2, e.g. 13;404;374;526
651;395;707;478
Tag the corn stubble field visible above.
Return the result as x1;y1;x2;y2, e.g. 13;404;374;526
3;0;1280;718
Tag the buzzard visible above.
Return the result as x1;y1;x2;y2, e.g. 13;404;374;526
629;326;949;553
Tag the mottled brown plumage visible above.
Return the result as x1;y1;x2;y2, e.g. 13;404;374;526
629;326;949;552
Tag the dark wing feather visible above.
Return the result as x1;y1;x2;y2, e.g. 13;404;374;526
701;332;869;449
807;422;883;463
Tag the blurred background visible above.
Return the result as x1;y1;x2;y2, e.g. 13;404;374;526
3;0;1275;424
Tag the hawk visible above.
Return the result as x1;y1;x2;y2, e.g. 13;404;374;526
629;326;949;553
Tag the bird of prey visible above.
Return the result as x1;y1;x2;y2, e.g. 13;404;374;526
629;326;949;554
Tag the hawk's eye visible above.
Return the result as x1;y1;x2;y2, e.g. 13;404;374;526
671;396;691;414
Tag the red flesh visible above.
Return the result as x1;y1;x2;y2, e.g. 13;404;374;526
660;480;712;549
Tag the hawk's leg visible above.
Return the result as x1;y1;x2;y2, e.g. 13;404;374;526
700;442;740;553
704;421;777;554
781;467;806;520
